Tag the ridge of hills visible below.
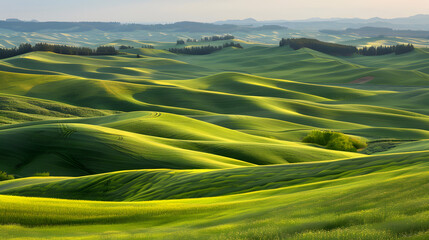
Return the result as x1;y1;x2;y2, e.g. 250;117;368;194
0;40;428;239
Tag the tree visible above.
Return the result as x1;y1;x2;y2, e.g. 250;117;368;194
279;38;357;56
0;171;14;181
119;45;134;50
169;42;242;55
0;43;119;60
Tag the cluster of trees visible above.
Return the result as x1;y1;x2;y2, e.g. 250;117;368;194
119;45;154;49
222;42;243;48
280;38;357;56
0;43;118;59
393;44;415;55
358;44;414;56
200;34;235;41
280;38;415;56
169;42;242;55
142;45;154;49
177;35;236;45
119;45;134;49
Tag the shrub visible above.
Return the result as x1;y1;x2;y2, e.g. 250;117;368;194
303;130;367;152
0;171;14;181
33;172;50;177
326;135;356;152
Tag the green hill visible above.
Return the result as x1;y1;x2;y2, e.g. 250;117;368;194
0;150;428;239
0;112;362;177
0;41;428;239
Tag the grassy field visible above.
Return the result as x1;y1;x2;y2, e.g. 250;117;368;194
0;39;428;239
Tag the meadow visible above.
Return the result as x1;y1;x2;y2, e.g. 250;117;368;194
0;36;428;239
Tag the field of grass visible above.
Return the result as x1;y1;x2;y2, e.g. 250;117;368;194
0;37;428;239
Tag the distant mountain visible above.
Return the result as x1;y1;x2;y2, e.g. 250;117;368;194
0;21;286;33
214;14;429;31
214;18;258;25
5;18;23;22
320;27;429;39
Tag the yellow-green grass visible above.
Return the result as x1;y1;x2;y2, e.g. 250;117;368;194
0;150;427;201
0;154;428;239
0;93;115;124
0;41;428;239
0;112;362;177
2;46;429;87
2;67;428;134
340;36;429;48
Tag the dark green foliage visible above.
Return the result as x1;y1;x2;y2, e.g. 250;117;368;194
170;45;222;55
0;43;117;59
136;54;141;58
169;42;242;55
201;34;235;42
141;44;154;49
280;38;357;56
95;46;118;55
303;130;367;152
0;171;14;181
176;39;185;45
358;44;414;56
280;38;414;57
119;45;134;50
222;42;243;49
184;35;235;43
394;43;415;55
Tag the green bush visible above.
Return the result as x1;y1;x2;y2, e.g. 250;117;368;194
33;172;50;177
326;135;356;152
303;130;367;152
0;171;14;181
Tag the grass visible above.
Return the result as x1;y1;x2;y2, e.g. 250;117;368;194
0;150;427;201
0;38;428;239
0;157;428;239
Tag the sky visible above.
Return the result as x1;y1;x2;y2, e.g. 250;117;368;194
1;0;429;23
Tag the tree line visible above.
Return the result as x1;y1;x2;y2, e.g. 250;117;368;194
119;45;134;49
169;42;242;55
280;38;415;56
280;38;357;56
119;45;154;50
0;43;118;59
358;44;414;56
200;34;235;41
177;35;235;45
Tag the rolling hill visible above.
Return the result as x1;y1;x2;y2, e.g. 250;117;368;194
0;41;428;239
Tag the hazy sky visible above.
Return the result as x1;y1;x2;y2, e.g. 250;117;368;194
2;0;429;23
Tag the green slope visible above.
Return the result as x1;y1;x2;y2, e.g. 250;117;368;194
0;112;362;177
0;152;428;239
0;42;428;239
3;46;429;86
1;150;427;201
